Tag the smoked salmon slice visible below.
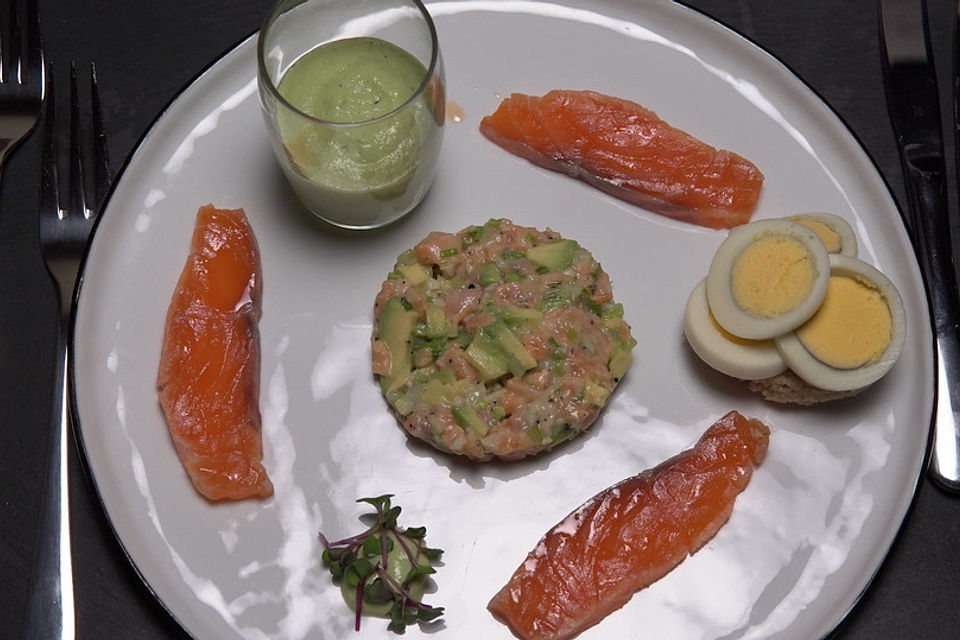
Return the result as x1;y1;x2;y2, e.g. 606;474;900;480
488;410;769;640
157;204;273;501
479;90;764;229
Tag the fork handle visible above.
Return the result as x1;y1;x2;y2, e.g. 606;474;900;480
22;315;76;639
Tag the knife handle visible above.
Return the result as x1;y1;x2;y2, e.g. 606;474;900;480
902;136;960;492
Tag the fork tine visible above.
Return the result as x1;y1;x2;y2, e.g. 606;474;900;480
0;0;42;86
89;62;110;209
67;62;86;219
22;0;43;88
40;62;111;224
1;1;16;84
39;60;58;220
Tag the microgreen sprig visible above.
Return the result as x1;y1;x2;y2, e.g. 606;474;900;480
319;495;444;635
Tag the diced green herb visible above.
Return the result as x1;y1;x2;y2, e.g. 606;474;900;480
395;249;418;266
525;425;544;444
462;225;483;247
579;291;602;315
452;405;489;435
503;270;525;283
453;326;472;347
602;302;624;319
540;285;574;311
550;422;577;445
412;335;448;359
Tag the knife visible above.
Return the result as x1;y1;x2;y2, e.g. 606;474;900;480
879;0;960;492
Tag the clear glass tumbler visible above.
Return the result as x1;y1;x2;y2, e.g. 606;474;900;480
257;0;445;230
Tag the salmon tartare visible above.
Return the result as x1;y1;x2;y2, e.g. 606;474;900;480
372;218;636;460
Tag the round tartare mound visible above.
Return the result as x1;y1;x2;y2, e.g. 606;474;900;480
372;218;636;461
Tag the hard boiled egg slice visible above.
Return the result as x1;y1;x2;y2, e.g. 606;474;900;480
684;279;787;380
787;212;858;257
706;219;831;340
775;253;906;392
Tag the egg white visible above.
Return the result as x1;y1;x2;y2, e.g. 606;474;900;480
684;279;787;380
787;211;858;257
775;254;906;392
706;219;831;341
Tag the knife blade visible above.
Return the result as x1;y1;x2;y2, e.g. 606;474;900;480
880;0;960;492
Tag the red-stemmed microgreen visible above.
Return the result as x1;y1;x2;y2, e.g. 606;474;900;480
319;495;444;634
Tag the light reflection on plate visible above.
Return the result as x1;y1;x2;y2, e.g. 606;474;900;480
72;1;931;639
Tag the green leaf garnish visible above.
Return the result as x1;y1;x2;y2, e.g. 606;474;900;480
363;578;393;605
319;495;444;635
404;526;426;539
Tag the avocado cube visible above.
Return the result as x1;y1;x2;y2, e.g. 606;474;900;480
424;304;448;338
497;304;543;332
527;239;578;271
486;320;537;376
609;346;632;380
585;380;610;407
464;327;509;381
378;297;418;392
452;405;489;436
420;379;449;406
479;263;501;286
433;368;456;384
397;263;430;286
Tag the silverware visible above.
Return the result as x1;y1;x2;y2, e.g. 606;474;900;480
0;0;43;179
23;61;111;640
879;0;960;492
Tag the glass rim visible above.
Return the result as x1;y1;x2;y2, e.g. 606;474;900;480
256;0;441;127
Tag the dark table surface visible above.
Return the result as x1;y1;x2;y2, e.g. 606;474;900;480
2;0;960;638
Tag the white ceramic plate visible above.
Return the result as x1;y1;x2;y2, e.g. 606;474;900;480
72;1;933;639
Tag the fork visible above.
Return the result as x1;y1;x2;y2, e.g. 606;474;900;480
23;61;110;640
0;0;43;180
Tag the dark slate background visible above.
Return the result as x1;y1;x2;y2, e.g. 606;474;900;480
1;1;958;638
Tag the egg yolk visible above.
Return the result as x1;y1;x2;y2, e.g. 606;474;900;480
730;235;817;318
796;274;892;369
792;218;841;253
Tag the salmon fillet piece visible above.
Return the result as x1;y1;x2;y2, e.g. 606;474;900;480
488;410;769;640
157;204;273;501
479;90;764;229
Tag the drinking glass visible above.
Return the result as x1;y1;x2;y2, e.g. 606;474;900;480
257;0;445;230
